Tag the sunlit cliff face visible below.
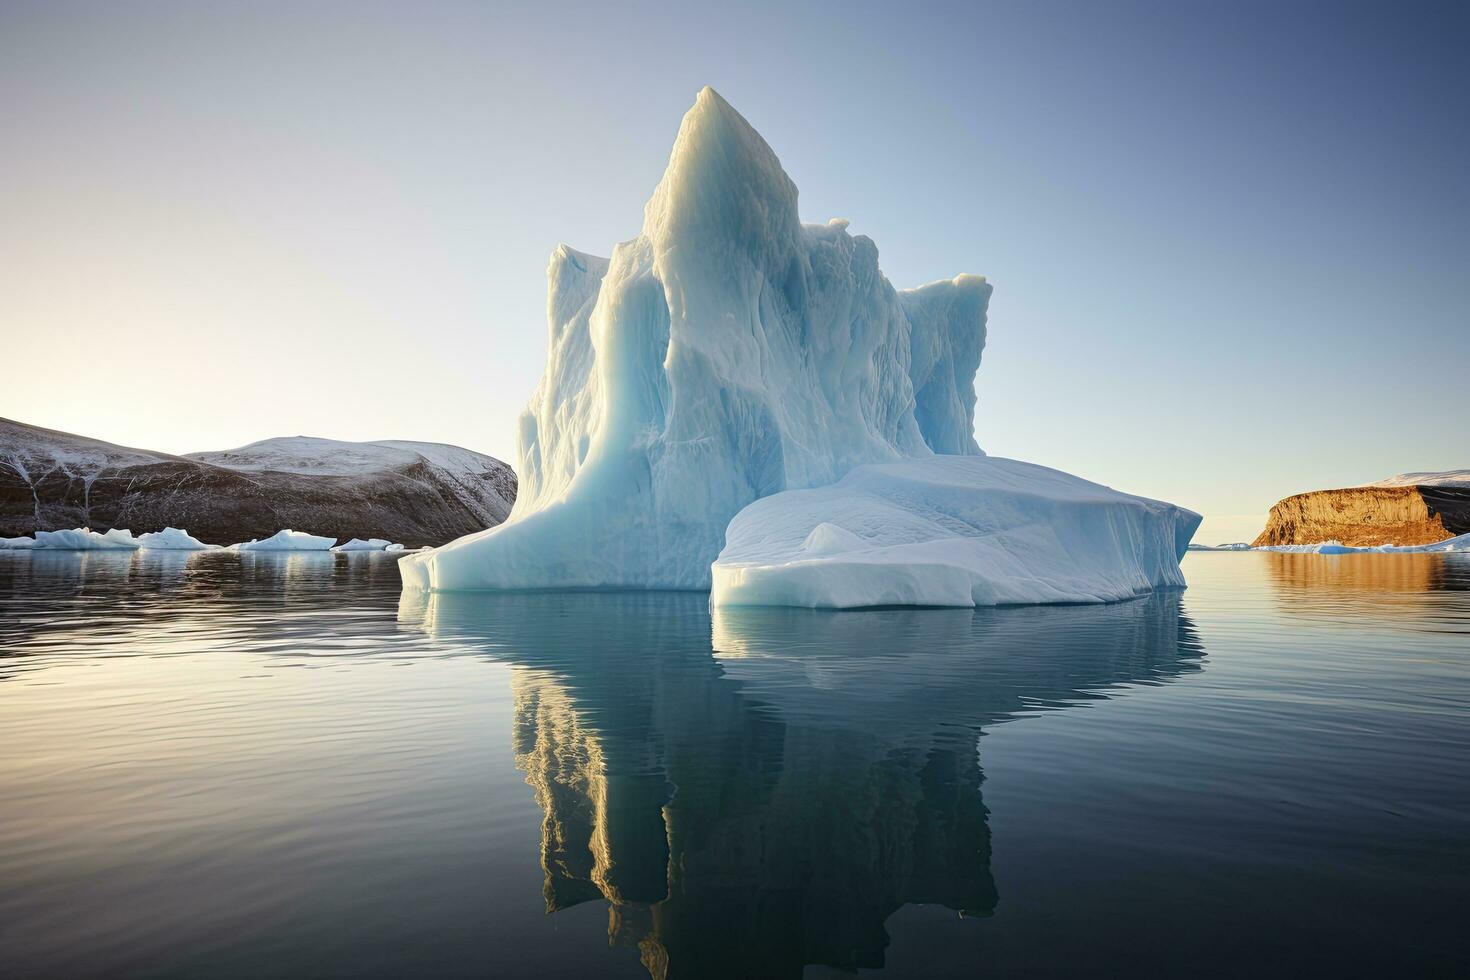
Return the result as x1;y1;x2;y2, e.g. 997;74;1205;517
1253;485;1470;548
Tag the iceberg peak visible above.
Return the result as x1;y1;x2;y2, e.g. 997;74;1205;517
642;86;800;261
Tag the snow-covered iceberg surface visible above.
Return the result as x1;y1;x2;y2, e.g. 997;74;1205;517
232;530;336;551
712;457;1199;608
1254;533;1470;554
400;87;1197;604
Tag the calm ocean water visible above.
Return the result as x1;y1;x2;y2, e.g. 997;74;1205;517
0;550;1466;978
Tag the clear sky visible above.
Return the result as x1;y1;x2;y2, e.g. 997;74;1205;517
3;0;1466;543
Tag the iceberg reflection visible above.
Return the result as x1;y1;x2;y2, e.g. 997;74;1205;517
403;591;1204;978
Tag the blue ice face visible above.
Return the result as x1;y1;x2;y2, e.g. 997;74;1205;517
403;89;993;594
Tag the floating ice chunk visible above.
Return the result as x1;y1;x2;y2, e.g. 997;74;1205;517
135;527;217;550
22;527;142;550
711;456;1200;608
232;529;337;551
1254;533;1470;554
0;527;216;550
332;538;396;552
0;535;37;549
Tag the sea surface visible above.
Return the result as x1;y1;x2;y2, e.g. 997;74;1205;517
1;550;1467;978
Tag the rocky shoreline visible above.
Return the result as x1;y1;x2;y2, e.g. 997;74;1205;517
1;418;516;550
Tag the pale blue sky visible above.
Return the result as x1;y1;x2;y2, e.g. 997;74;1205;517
2;0;1465;542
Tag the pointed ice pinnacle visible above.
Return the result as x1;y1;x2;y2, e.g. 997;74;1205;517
399;87;994;593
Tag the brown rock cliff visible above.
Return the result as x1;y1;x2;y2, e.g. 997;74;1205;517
1253;485;1470;547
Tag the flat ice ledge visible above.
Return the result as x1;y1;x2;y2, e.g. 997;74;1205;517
711;456;1200;608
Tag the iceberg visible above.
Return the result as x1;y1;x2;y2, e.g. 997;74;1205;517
1254;533;1470;554
0;526;217;550
399;88;1197;605
712;456;1198;608
21;527;141;550
332;538;396;552
135;527;217;550
0;527;218;550
232;529;336;551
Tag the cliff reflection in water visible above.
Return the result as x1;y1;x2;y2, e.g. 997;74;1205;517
1262;552;1470;623
400;591;1205;979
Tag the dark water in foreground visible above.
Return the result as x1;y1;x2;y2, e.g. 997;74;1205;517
0;552;1467;978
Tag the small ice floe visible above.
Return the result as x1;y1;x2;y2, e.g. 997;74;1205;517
23;528;140;550
231;529;337;551
1254;533;1470;554
0;526;222;550
331;538;398;552
135;527;218;550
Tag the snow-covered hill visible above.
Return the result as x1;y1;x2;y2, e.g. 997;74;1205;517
0;418;516;548
1370;470;1470;489
189;436;491;477
186;435;516;529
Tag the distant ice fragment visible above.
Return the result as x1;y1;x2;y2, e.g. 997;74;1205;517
332;538;396;552
1254;533;1470;554
0;535;37;549
136;527;217;550
232;529;336;551
0;527;211;550
712;456;1200;608
23;528;141;550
